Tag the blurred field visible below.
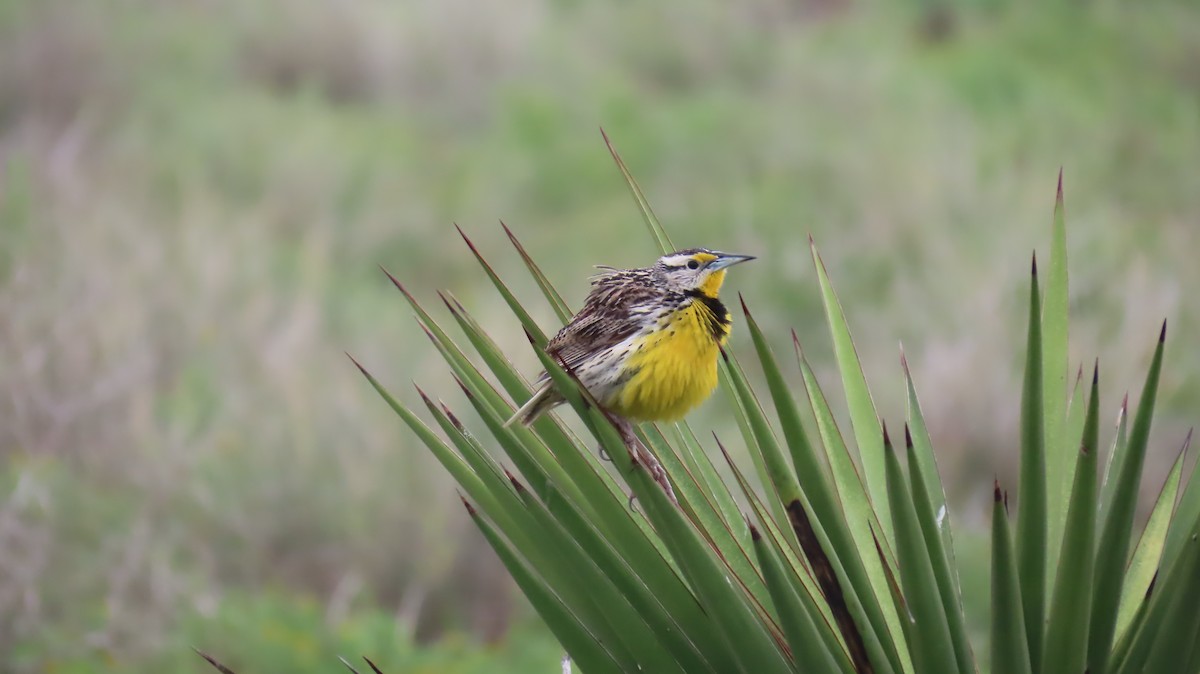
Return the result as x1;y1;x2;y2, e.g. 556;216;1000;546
1;0;1198;671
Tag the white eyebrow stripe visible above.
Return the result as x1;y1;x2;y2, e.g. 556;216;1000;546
660;254;695;266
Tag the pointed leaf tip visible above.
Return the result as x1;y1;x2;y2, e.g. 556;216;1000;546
506;470;527;493
460;495;477;515
346;352;368;375
454;223;484;256
1160;319;1167;342
413;384;432;405
881;420;892;450
363;657;384;674
790;328;805;357
1056;168;1064;201
712;432;735;463
899;342;910;373
738;291;751;317
1093;359;1100;386
380;265;417;300
994;480;1002;503
450;375;475;400
749;521;761;541
194;649;237;674
436;290;458;314
1031;252;1038;277
500;220;533;258
415;320;438;343
904;423;913;449
441;403;466;431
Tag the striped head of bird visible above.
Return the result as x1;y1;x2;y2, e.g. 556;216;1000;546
650;249;757;298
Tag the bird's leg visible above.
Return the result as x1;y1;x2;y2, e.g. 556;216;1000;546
613;416;677;506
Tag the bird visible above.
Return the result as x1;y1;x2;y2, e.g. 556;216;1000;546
506;248;755;428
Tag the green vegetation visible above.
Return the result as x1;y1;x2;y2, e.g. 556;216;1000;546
370;138;1198;672
1;0;1198;671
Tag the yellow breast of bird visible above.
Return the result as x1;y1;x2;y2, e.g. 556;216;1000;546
610;299;731;422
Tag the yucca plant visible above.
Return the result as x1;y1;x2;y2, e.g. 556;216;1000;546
354;134;1200;674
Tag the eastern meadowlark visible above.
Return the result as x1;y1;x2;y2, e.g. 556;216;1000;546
507;248;755;428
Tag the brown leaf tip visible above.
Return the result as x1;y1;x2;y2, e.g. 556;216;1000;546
903;423;913;450
748;520;761;541
442;404;465;431
194;649;238;674
379;265;413;299
459;493;477;515
415;320;437;342
1160;318;1167;343
1031;251;1038;278
881;420;892;450
437;291;458;314
451;375;475;400
719;345;730;363
993;479;1002;503
505;470;526;493
454;223;479;253
1056;167;1064;202
738;292;751;318
346;352;369;376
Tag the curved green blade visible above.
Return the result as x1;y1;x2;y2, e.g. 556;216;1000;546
751;523;851;674
810;239;891;547
467;503;625;674
1044;171;1073;579
884;427;958;674
991;484;1033;674
1015;255;1047;668
903;425;976;673
1088;323;1167;674
1041;364;1100;674
1114;431;1190;645
601;128;674;255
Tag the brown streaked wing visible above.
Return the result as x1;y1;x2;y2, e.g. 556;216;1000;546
544;271;660;374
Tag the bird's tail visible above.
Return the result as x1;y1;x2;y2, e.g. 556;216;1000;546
503;384;564;428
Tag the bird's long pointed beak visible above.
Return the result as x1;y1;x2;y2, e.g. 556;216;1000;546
707;253;756;271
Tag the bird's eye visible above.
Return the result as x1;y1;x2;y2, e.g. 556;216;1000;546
686;260;700;270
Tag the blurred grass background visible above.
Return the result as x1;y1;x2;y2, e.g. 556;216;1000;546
1;0;1198;671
